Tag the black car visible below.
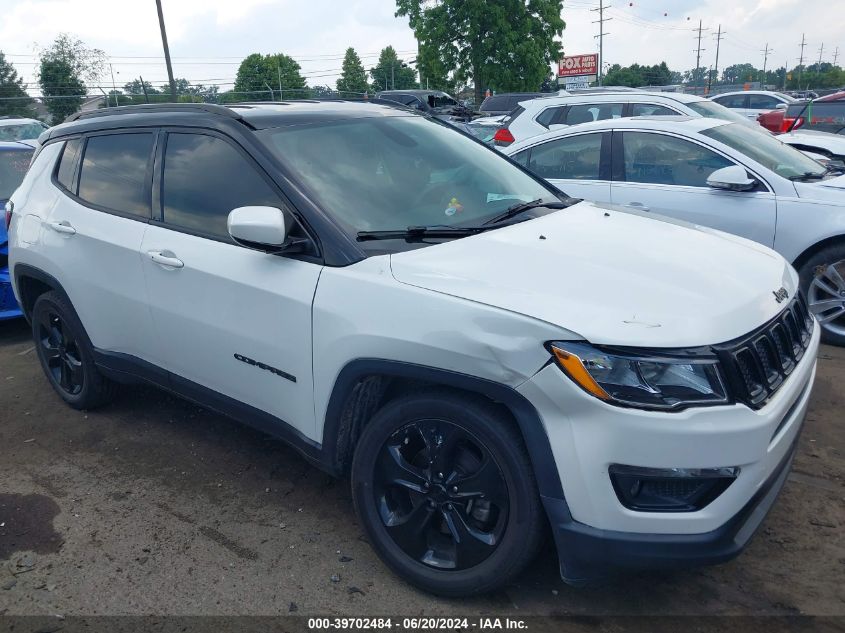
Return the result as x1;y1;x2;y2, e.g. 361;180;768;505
783;92;845;135
478;92;544;116
375;90;461;116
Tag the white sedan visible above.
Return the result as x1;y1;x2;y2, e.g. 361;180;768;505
503;115;845;344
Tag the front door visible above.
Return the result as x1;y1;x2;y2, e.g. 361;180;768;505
140;130;322;438
610;130;777;247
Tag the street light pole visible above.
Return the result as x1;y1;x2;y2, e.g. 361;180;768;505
155;0;178;101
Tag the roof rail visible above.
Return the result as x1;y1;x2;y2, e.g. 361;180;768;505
65;102;245;123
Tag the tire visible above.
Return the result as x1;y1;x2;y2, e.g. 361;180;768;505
797;243;845;346
351;388;544;597
31;291;118;410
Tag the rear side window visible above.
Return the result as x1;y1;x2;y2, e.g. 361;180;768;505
536;106;564;128
0;149;33;200
630;103;678;116
564;103;623;125
527;133;604;180
161;133;282;239
56;138;81;191
78;133;153;217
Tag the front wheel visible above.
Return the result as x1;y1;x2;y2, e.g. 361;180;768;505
351;389;544;597
799;244;845;346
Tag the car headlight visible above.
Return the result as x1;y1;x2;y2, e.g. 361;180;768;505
549;342;728;410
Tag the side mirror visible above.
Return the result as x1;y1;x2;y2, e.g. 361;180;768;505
707;166;759;192
227;206;290;251
776;103;788;111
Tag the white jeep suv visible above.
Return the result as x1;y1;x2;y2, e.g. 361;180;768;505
7;102;819;597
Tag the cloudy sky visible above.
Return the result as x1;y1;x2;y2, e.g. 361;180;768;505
1;0;841;95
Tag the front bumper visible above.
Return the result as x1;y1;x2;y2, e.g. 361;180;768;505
0;266;23;321
543;425;801;583
518;321;819;582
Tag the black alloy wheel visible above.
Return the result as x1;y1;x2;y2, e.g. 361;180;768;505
36;308;84;395
351;389;544;597
374;418;508;570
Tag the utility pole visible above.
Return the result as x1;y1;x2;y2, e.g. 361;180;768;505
591;1;612;86
155;0;178;101
833;47;840;67
760;43;773;87
817;42;824;67
391;61;395;90
693;20;708;95
109;63;118;107
708;25;725;93
797;33;806;90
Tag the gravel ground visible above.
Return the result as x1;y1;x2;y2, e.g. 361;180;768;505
0;316;843;624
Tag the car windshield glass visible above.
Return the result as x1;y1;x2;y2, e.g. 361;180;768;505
700;122;826;179
258;115;558;240
429;95;457;109
0;123;43;141
0;149;33;199
686;100;751;125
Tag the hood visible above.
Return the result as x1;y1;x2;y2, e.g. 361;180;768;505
793;173;845;203
389;202;796;348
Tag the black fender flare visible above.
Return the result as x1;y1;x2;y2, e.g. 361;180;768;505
323;358;567;502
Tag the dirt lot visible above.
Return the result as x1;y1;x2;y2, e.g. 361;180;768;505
0;316;843;623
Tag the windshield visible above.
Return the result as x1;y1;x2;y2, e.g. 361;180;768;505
700;122;826;180
0;122;44;141
0;149;33;200
429;95;458;109
259;115;558;241
687;100;754;125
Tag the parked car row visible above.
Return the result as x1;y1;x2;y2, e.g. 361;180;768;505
0;99;829;597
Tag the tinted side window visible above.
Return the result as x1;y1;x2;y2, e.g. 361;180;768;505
622;132;733;187
78;133;153;217
510;149;530;167
564;103;623;125
536;106;564;128
748;94;780;109
528;133;603;180
630;103;678;116
56;138;81;192
714;95;746;109
162;133;282;239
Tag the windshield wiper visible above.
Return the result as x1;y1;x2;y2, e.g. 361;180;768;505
789;171;828;181
482;198;569;225
356;225;487;242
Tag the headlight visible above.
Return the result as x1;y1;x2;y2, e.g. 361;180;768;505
549;342;728;410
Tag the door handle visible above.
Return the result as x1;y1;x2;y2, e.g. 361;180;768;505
148;250;184;269
48;221;76;235
623;202;650;212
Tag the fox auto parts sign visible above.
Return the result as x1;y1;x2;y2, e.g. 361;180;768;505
558;54;598;78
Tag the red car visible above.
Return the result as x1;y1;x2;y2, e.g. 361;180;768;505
757;108;784;133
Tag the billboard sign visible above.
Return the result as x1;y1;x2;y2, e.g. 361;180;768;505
558;54;598;78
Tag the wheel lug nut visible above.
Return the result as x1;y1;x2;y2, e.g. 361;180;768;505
428;499;436;508
445;503;452;511
437;472;444;479
451;486;458;494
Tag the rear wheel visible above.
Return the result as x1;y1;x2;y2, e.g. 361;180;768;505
32;291;117;409
799;244;845;346
351;389;544;597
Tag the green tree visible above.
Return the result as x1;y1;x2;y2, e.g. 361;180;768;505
37;34;105;122
0;51;33;117
233;53;306;101
38;58;85;122
336;48;369;95
721;63;758;84
603;62;673;88
397;0;564;102
370;46;417;92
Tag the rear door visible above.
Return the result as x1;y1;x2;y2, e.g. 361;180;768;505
609;130;777;246
42;132;158;360
140;129;322;438
747;93;784;119
713;94;751;119
510;131;611;202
